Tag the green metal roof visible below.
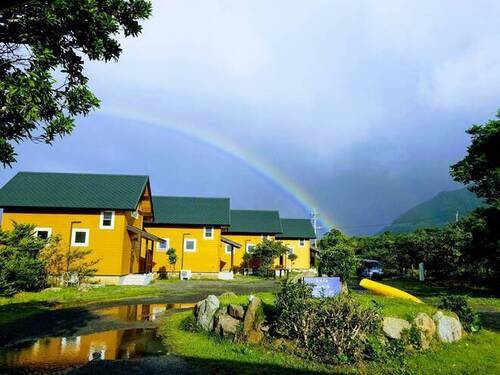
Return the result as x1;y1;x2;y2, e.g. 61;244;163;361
275;218;316;239
149;196;230;226
228;209;283;234
0;172;149;210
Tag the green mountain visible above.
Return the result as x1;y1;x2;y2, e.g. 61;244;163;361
382;188;485;234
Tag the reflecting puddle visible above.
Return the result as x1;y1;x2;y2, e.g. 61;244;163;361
0;302;195;371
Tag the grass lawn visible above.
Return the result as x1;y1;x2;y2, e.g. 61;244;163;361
161;288;500;375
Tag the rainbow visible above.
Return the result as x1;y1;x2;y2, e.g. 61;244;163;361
102;107;335;231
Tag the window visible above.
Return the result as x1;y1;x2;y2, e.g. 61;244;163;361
299;239;305;247
100;210;115;229
288;246;294;255
246;243;255;253
157;238;170;252
204;226;214;239
71;229;89;247
225;243;233;254
34;227;52;240
184;238;196;252
61;336;81;350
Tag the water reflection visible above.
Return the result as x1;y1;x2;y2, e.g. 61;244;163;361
0;302;195;370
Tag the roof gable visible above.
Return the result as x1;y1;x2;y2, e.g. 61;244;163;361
150;196;230;226
228;209;283;234
0;172;149;211
276;218;316;239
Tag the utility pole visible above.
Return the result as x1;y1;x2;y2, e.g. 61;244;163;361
310;209;321;248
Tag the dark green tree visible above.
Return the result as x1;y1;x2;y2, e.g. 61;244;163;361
0;222;48;296
0;0;152;166
167;247;177;271
318;228;353;249
318;245;357;291
451;110;500;285
249;239;290;275
450;110;500;207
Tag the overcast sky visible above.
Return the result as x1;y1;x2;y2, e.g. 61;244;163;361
2;0;500;234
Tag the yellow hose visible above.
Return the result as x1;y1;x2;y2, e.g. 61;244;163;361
359;278;424;304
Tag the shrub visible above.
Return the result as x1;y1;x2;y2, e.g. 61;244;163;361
318;245;357;283
274;280;382;364
0;223;49;296
439;295;481;332
247;239;290;275
167;247;177;271
40;240;100;286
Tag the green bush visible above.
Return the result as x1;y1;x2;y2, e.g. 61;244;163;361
274;281;382;364
318;245;357;284
0;223;48;296
439;295;481;332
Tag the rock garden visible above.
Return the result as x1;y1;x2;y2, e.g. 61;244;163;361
183;280;482;370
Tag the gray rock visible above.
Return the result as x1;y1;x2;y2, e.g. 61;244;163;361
414;313;436;348
194;295;220;331
228;304;245;319
382;317;411;339
214;312;240;339
433;311;463;343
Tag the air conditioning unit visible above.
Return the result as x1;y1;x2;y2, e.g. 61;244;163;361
180;269;192;280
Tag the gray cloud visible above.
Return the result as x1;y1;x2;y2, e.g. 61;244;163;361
4;0;500;234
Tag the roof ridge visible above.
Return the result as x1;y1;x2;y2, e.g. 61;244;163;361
16;171;149;178
153;195;230;200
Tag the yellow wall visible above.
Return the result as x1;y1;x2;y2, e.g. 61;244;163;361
145;225;222;273
221;234;274;270
222;234;311;271
1;209;143;277
277;239;311;269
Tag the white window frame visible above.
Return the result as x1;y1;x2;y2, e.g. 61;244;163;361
157;238;170;252
203;226;214;240
71;228;90;247
288;246;295;255
246;243;255;253
34;227;52;239
184;238;197;252
299;239;305;247
99;210;115;229
224;243;233;254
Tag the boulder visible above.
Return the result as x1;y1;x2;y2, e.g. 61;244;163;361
219;292;237;299
194;295;220;331
243;297;264;334
228;304;245;319
414;313;436;348
433;311;463;343
382;317;411;339
214;312;240;339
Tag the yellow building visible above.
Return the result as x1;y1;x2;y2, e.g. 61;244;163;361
143;196;232;275
275;218;316;270
0;172;164;285
0;172;317;281
222;209;283;270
